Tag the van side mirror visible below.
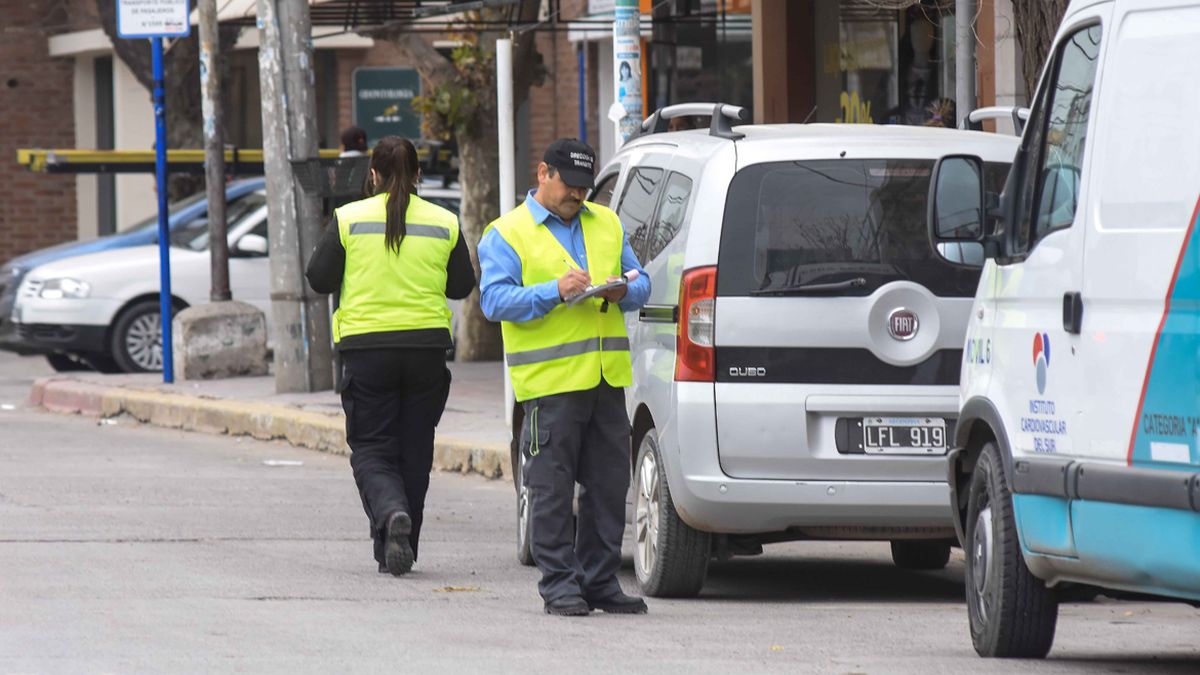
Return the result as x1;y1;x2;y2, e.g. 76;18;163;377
234;233;269;257
928;155;988;268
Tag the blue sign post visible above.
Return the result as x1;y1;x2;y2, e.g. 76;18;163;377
117;0;190;383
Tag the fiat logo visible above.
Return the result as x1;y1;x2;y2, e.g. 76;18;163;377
888;308;919;341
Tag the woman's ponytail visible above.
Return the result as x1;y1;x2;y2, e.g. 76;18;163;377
368;136;420;254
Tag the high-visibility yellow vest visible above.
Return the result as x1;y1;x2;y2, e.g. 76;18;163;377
333;193;459;343
488;201;633;402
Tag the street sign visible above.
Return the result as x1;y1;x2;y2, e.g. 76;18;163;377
116;0;189;382
352;68;422;144
117;0;191;39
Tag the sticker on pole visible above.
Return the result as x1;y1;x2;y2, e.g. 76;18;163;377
117;0;191;39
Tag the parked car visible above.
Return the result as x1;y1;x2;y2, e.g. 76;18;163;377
509;105;1019;595
927;0;1200;659
9;185;463;373
0;178;266;370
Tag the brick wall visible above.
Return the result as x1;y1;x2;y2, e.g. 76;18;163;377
0;0;78;265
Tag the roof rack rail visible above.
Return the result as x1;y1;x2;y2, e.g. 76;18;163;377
963;106;1031;135
634;102;749;141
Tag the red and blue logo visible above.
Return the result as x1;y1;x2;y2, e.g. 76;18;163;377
1032;332;1051;395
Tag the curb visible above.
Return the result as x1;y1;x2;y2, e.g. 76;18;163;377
30;378;513;481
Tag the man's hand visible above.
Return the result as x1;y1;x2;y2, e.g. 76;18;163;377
557;268;591;301
599;275;628;303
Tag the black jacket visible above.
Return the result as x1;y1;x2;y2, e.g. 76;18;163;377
305;219;477;351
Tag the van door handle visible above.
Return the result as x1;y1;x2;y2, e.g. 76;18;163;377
1063;292;1083;335
639;305;678;324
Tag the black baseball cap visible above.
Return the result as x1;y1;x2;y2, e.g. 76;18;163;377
543;138;596;189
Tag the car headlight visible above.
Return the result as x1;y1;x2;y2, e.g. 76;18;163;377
38;278;91;299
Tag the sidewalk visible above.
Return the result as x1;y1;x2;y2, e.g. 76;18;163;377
28;360;514;481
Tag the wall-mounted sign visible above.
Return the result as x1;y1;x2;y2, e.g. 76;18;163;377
117;0;190;39
352;68;422;144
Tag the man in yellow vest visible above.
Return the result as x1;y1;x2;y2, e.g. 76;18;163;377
479;138;651;616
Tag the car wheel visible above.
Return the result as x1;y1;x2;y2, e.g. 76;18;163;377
890;540;952;570
515;446;534;566
110;300;171;373
45;353;90;372
965;441;1058;658
633;428;711;598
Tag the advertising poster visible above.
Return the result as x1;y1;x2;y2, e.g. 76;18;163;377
612;0;643;143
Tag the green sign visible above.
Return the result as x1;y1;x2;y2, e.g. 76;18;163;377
352;67;422;144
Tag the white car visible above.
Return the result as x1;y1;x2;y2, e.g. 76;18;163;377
12;186;462;373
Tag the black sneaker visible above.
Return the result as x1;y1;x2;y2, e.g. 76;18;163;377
586;592;648;614
544;595;591;616
383;511;414;576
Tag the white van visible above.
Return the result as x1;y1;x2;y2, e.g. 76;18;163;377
509;105;1020;597
927;0;1200;659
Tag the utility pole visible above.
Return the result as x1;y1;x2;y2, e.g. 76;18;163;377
956;0;978;127
198;0;230;302
256;0;334;392
611;0;642;146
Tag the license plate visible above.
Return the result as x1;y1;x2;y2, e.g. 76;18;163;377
862;417;947;455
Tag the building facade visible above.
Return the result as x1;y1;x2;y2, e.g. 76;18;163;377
1;0;1026;265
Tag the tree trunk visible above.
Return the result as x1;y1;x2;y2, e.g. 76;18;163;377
454;115;505;360
379;2;540;361
95;0;239;199
1011;0;1069;96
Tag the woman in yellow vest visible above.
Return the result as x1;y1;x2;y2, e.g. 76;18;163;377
306;136;475;576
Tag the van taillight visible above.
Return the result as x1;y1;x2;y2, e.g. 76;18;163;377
675;266;717;382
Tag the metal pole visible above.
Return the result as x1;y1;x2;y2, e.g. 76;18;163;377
257;0;333;393
198;0;230;302
956;0;978;128
152;37;174;384
497;37;515;216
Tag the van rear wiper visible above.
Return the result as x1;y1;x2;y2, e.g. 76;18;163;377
750;277;867;296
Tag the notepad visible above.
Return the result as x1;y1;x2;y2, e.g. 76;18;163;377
566;277;629;306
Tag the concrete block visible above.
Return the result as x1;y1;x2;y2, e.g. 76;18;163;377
172;301;268;380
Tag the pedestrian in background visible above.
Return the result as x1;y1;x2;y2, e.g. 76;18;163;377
479;138;651;616
339;126;369;157
306;135;475;575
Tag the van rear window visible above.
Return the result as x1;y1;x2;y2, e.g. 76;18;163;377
717;159;1003;298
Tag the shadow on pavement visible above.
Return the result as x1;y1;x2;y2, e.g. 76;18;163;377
1045;654;1200;673
696;554;964;604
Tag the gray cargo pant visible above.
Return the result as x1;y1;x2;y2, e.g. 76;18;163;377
521;380;631;603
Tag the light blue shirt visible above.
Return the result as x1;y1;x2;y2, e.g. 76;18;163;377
479;190;651;323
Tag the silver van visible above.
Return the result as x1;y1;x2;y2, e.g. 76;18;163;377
511;105;1018;597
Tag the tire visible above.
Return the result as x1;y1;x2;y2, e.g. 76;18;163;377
891;540;952;570
633;428;711;598
110;300;172;373
515;446;535;566
45;353;90;372
965;442;1058;658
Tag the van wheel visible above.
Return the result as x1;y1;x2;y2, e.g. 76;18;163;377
633;428;710;598
965;442;1058;658
515;447;534;567
110;300;171;373
890;541;951;570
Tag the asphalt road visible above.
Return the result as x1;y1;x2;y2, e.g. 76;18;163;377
2;353;1198;673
